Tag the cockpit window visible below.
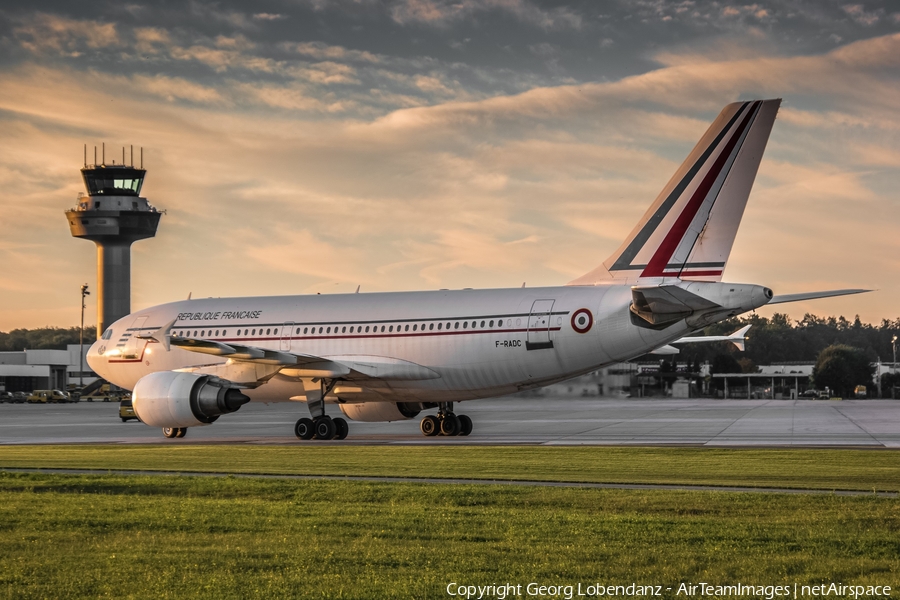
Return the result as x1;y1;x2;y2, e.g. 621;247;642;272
102;328;114;340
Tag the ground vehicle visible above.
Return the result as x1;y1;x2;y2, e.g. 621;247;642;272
26;390;72;403
0;391;11;403
10;391;27;403
80;382;121;402
119;397;139;422
854;385;867;398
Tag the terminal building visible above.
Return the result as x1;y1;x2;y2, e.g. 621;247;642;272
0;346;96;393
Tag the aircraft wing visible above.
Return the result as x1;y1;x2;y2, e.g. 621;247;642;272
140;322;439;386
767;289;871;305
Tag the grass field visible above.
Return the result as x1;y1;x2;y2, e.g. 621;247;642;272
2;447;900;598
1;472;899;599
2;445;900;491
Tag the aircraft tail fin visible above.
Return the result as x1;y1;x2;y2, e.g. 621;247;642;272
569;99;781;285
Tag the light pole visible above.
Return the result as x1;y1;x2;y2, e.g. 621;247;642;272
80;284;90;389
893;335;897;373
892;335;898;400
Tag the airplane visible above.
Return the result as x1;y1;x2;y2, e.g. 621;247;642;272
86;98;869;440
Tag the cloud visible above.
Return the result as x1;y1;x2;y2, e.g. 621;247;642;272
253;13;287;21
284;42;380;64
14;14;120;55
389;0;583;30
291;61;360;85
234;82;350;111
132;74;227;105
842;4;883;26
134;27;173;54
0;24;899;327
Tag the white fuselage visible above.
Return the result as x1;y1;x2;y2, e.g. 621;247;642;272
87;280;768;406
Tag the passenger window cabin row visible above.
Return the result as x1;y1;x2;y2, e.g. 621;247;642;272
172;318;509;340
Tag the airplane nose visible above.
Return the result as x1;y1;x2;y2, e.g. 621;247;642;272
86;339;105;372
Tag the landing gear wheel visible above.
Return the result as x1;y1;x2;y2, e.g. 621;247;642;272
457;414;473;436
420;415;440;436
163;427;178;439
175;427;187;438
440;413;461;436
294;417;315;440
314;416;336;440
333;417;349;440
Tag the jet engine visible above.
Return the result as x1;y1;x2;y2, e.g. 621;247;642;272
132;371;250;428
339;401;423;422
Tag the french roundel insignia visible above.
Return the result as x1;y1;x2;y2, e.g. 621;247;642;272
571;308;593;333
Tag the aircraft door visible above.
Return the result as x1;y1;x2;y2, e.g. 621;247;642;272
121;316;148;359
526;299;555;351
280;322;294;351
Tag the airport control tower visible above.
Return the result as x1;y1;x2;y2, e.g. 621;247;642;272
65;147;162;339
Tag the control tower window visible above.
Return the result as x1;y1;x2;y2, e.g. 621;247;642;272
82;167;145;197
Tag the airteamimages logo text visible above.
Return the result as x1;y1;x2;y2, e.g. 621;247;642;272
445;582;893;600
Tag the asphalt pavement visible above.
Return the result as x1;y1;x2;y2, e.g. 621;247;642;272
2;396;899;446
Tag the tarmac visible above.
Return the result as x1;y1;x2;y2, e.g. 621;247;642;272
2;396;900;446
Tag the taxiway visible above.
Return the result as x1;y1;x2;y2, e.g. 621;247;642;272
2;396;899;446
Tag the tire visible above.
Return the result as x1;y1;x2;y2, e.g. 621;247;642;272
294;418;315;440
420;415;440;436
163;427;178;439
458;414;473;436
314;417;336;440
333;417;349;440
175;428;187;438
440;414;460;436
121;417;128;423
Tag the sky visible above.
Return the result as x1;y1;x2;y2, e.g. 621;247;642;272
0;0;898;332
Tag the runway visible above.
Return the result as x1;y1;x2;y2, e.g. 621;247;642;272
2;396;900;446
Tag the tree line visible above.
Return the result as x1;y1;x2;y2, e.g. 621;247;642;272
0;327;97;352
649;313;900;398
674;313;900;367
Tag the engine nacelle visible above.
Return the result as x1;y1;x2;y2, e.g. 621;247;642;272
339;401;422;422
132;371;250;428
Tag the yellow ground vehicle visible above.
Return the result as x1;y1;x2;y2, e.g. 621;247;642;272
119;397;139;422
26;390;72;403
80;383;119;402
854;385;867;398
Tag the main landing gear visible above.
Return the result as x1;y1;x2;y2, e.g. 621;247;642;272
162;427;187;438
293;379;349;441
420;403;472;437
294;415;349;441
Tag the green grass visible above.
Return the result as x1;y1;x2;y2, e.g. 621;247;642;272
1;472;899;599
3;445;900;492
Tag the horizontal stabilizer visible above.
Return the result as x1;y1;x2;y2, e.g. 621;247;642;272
671;324;751;351
768;289;871;305
649;344;680;355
